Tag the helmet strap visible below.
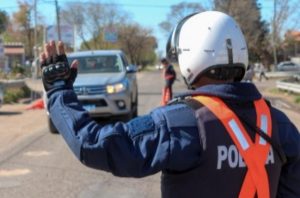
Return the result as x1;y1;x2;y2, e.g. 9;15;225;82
183;76;195;90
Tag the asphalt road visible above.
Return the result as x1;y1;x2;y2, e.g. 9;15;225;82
0;70;299;198
0;70;166;198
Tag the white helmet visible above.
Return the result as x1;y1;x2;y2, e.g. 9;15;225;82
166;11;248;86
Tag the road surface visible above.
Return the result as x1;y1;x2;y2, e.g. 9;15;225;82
0;70;299;198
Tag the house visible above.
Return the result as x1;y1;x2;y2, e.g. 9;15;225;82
285;30;300;42
3;42;25;72
284;30;300;62
4;42;25;67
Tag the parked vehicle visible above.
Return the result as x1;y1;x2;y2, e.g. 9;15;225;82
276;61;300;72
295;74;300;81
155;64;163;70
45;50;138;133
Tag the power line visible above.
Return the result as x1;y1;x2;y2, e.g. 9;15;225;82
48;0;171;8
55;0;61;40
0;1;171;13
0;6;19;9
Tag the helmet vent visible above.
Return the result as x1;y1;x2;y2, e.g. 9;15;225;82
187;73;194;81
226;39;233;64
204;49;215;53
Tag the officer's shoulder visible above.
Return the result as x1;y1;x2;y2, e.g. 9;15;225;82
168;95;204;110
270;105;293;124
264;98;272;107
151;97;198;127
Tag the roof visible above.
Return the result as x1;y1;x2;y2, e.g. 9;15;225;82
3;42;25;55
4;48;25;55
285;30;300;41
67;50;124;58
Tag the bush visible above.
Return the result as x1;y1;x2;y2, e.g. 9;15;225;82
4;86;31;104
12;66;26;75
295;96;300;104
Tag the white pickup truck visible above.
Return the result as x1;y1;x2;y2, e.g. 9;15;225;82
44;50;138;133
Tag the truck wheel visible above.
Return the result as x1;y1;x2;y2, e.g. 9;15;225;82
121;94;138;122
48;117;58;134
131;93;138;118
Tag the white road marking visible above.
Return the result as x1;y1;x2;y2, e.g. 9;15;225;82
0;168;31;177
24;150;51;157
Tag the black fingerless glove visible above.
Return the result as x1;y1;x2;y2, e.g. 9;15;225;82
41;54;77;92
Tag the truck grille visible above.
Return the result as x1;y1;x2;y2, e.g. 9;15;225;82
80;99;107;107
74;85;107;95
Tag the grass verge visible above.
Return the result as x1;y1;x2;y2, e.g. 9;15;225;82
269;88;300;106
4;86;31;104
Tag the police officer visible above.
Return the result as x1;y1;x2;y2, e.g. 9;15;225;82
160;58;176;105
41;11;300;198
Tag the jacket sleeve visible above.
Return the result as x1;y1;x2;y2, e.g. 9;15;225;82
47;90;201;178
275;109;300;198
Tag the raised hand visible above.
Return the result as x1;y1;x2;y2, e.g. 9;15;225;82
40;41;78;91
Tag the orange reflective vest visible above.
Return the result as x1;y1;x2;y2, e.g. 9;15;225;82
193;96;272;198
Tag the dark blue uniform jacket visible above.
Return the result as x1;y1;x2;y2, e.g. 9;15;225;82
47;83;300;198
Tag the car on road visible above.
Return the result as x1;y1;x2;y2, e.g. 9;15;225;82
155;64;163;70
45;50;138;133
276;61;300;72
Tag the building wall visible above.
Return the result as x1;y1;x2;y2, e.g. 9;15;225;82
3;43;25;70
291;57;300;65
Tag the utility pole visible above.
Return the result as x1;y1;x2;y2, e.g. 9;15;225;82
31;0;38;101
73;24;77;52
34;0;37;53
33;0;38;79
272;0;278;66
55;0;61;40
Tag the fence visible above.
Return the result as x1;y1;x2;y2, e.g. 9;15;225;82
276;80;300;94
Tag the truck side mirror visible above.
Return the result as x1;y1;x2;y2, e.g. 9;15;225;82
126;64;138;73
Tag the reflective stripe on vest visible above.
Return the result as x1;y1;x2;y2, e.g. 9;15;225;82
193;96;272;198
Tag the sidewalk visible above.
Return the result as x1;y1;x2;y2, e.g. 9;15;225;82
255;79;300;129
24;78;44;93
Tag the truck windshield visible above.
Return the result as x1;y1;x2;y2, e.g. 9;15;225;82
68;55;124;74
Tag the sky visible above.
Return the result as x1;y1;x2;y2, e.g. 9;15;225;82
0;0;276;55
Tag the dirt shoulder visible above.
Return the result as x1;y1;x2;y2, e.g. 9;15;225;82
0;103;47;154
255;79;300;110
254;79;300;129
0;78;299;156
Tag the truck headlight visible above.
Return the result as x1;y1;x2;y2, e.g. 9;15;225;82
106;83;126;94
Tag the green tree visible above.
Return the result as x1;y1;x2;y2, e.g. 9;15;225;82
61;2;129;50
271;0;300;63
0;10;8;34
81;23;157;66
214;0;272;65
11;1;33;59
117;23;157;66
61;3;90;50
8;1;44;60
159;2;205;36
62;2;157;66
283;30;300;60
